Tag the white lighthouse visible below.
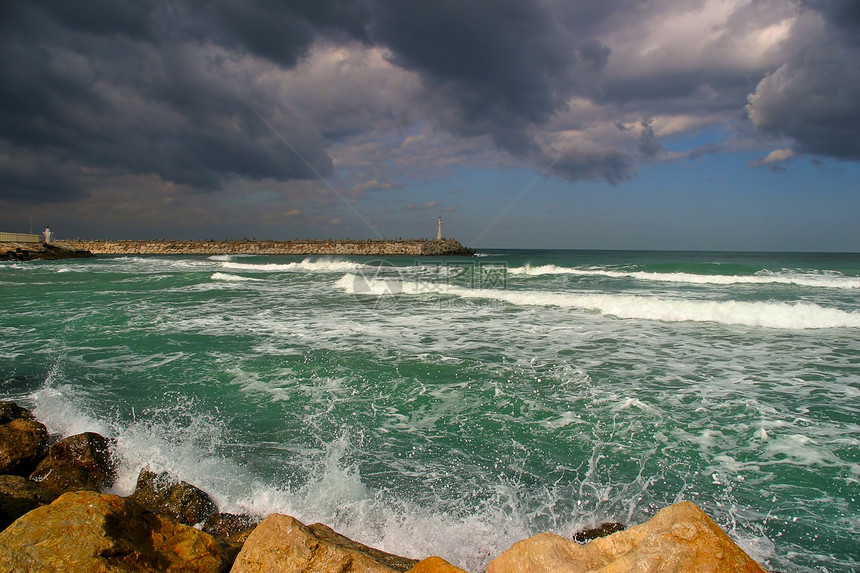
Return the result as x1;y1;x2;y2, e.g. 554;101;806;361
436;217;443;240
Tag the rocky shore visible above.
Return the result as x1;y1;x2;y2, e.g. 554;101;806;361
65;238;476;257
0;241;94;261
0;400;772;572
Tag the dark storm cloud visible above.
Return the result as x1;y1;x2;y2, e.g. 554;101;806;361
0;1;335;202
747;1;860;160
0;0;629;200
364;0;625;180
544;145;634;186
3;0;860;206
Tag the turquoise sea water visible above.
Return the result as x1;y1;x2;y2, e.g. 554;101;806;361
1;250;858;571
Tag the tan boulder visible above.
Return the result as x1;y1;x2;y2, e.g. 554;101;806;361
486;501;767;573
308;521;419;572
231;513;419;573
0;490;228;572
407;556;468;573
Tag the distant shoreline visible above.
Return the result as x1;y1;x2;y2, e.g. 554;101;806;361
64;238;476;257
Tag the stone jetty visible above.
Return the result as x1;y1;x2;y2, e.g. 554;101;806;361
1;400;773;572
65;238;476;257
0;241;94;261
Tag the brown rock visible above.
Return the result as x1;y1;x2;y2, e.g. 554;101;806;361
406;556;468;573
309;521;419;572
486;501;768;573
202;512;262;569
0;474;58;530
0;418;49;475
0;490;228;572
0;401;36;424
29;432;116;494
572;522;626;543
202;512;261;543
129;469;218;526
231;513;418;573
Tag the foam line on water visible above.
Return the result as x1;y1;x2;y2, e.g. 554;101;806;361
222;258;366;273
210;272;262;282
334;274;860;329
507;264;860;289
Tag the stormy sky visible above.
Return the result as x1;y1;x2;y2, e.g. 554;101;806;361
1;0;858;250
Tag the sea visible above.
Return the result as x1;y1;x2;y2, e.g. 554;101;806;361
1;249;858;572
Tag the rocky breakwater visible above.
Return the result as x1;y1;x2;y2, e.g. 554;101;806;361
66;238;476;257
0;241;94;261
0;399;774;572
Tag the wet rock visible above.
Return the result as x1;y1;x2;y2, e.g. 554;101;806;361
406;556;468;573
0;401;36;424
202;512;262;567
572;521;626;543
0;474;58;530
29;432;116;494
231;513;419;573
486;501;768;573
0;490;228;572
0;417;49;476
202;511;261;543
129;469;218;526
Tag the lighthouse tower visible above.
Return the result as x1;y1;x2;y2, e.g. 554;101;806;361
436;217;443;240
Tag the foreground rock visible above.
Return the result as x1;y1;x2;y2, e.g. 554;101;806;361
407;556;468;573
231;513;419;573
30;432;116;494
0;474;58;530
129;469;218;526
202;512;262;566
0;401;36;424
0;402;49;475
0;490;228;572
572;521;626;543
487;501;767;573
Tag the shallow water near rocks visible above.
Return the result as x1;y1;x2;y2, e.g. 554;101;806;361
1;249;858;572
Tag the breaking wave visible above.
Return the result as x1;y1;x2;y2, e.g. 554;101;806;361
335;274;860;329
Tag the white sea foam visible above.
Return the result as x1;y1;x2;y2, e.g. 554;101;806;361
507;264;860;289
335;274;860;329
210;272;262;282
222;258;366;273
30;385;114;438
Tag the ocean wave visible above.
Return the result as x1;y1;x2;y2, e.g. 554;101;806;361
210;272;262;282
222;258;365;273
506;264;860;289
335;274;860;329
